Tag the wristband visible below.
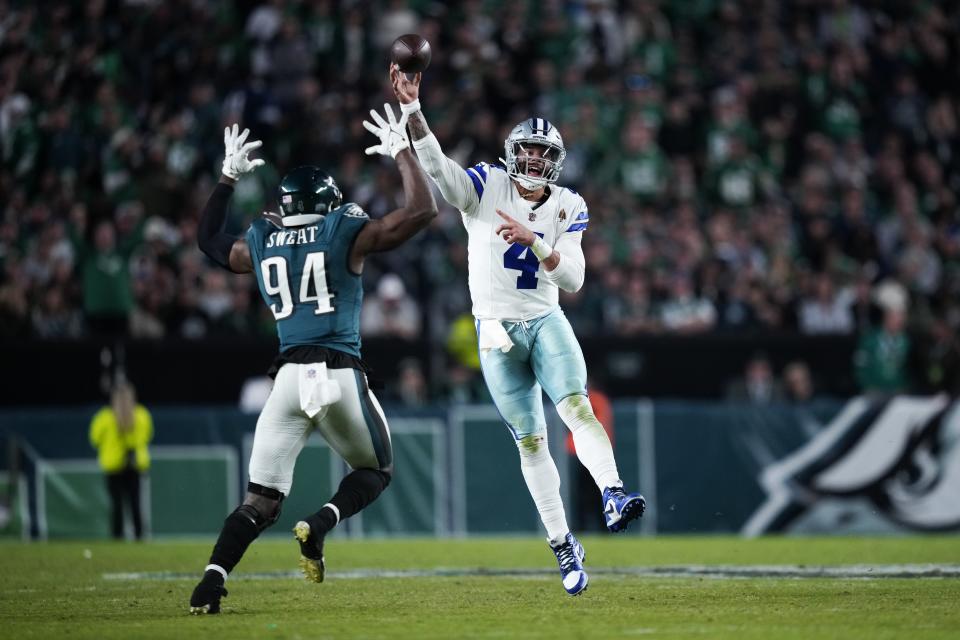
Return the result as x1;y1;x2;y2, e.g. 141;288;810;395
399;99;421;116
204;564;228;580
530;236;553;261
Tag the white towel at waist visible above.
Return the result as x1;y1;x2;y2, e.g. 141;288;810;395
477;319;514;353
297;362;342;418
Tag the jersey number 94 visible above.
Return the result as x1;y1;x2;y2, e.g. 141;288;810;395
260;252;335;319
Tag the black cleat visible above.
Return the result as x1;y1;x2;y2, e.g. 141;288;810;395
293;515;326;583
189;570;228;614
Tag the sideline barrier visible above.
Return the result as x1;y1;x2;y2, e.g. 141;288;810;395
1;396;957;538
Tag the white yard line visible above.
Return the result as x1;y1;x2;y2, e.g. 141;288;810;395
103;564;960;581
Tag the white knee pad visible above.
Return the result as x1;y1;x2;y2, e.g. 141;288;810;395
557;394;622;492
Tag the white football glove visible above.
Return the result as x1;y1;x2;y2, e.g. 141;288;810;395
363;104;410;159
222;124;265;179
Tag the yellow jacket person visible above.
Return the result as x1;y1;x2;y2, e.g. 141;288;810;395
89;382;153;539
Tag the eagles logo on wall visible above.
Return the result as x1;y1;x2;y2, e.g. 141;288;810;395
743;395;960;535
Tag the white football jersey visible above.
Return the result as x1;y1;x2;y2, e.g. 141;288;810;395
412;135;589;322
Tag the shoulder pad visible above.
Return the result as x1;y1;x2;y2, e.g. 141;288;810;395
567;190;587;210
260;211;283;228
339;203;368;219
465;162;503;199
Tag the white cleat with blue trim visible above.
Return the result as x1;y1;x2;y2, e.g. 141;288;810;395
550;532;588;596
603;486;646;533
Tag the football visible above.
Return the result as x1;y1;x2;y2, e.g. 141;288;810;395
390;34;432;73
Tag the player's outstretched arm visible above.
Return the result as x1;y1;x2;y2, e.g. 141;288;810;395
351;105;437;269
197;124;264;274
390;64;480;214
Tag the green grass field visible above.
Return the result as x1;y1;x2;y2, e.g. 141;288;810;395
1;535;958;639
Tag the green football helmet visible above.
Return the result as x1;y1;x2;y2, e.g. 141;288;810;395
277;166;342;226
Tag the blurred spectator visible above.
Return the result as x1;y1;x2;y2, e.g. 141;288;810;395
725;353;784;405
89;381;152;540
873;279;909;315
360;274;420;339
574;0;626;74
818;0;871;46
798;273;855;335
911;314;960;396
0;1;957;399
446;312;480;370
389;358;429;408
609;116;668;204
0;275;29;337
69;204;145;337
605;270;660;334
443;313;486;403
783;361;816;404
854;307;911;395
848;269;880;332
707;134;770;210
31;287;82;338
659;273;716;333
197;270;235;328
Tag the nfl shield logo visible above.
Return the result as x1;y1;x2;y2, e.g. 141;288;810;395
558;209;567;222
528;212;537;222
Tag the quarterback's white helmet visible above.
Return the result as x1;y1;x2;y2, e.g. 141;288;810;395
502;118;566;190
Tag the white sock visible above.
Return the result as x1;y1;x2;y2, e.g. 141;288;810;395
558;394;622;491
516;433;569;543
204;564;228;580
322;502;340;525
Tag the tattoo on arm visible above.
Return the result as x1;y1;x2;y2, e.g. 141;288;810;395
407;110;431;141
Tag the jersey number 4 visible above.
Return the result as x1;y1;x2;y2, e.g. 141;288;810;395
503;233;544;289
260;252;334;319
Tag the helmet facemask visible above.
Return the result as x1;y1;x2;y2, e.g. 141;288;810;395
502;119;566;190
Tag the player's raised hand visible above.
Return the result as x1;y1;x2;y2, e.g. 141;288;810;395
391;63;420;105
363;103;410;159
495;210;536;246
222;124;265;180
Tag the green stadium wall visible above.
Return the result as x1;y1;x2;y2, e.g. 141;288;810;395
2;396;958;539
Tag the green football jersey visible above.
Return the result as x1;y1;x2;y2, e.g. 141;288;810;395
247;203;369;356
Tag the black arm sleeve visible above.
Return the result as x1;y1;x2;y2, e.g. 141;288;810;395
198;182;240;271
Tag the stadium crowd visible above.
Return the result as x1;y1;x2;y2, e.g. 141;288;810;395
1;0;959;395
